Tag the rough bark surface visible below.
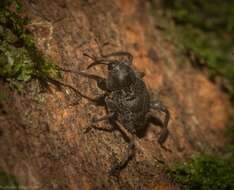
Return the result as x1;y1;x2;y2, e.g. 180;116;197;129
0;0;231;189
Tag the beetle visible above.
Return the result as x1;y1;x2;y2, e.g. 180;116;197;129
58;50;170;175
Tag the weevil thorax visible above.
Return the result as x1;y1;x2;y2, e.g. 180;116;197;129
106;61;136;91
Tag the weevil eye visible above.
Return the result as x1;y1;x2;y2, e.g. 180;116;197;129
108;63;114;70
122;61;129;65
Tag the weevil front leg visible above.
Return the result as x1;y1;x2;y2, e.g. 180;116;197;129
58;67;109;91
102;51;133;64
91;113;115;124
150;100;170;145
84;112;116;133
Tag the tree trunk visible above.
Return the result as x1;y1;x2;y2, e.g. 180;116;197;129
0;0;231;189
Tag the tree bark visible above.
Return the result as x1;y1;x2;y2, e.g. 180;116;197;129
0;0;231;189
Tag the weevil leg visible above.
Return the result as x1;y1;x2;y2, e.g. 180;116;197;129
109;134;135;176
84;50;133;65
84;50;133;68
88;93;108;106
46;77;101;102
46;76;110;106
84;112;116;133
83;52;118;69
102;51;133;64
150;101;170;146
92;112;115;123
57;67;109;92
146;113;172;152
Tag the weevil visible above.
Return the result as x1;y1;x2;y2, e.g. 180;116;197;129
58;50;170;175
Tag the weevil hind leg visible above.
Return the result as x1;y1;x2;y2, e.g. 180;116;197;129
109;135;135;176
149;101;171;151
108;121;137;176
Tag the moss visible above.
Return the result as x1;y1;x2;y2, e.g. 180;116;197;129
167;119;234;189
150;1;234;188
151;0;234;104
0;170;21;190
0;0;60;91
167;154;234;190
166;117;234;190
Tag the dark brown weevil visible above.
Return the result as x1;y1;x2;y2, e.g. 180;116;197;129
58;50;170;175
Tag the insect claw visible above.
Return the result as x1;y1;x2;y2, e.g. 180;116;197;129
108;165;120;177
159;144;172;153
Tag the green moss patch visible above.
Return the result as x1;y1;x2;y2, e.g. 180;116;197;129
0;170;21;190
167;119;234;190
168;153;234;190
0;0;59;91
151;0;234;103
150;1;234;189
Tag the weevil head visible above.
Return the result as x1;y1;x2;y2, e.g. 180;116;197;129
86;53;136;91
106;61;136;90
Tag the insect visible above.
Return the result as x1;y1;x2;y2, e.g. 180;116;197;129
59;50;170;175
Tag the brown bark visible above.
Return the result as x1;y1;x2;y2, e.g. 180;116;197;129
0;0;231;189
